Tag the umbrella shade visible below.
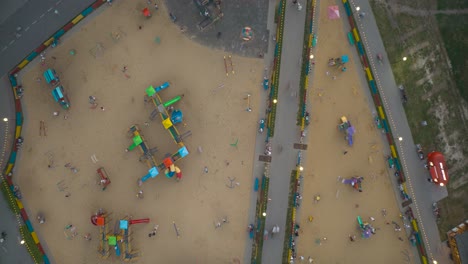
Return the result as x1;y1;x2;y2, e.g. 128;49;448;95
328;5;340;19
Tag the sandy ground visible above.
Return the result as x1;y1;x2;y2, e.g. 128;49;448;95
295;1;415;263
14;1;263;263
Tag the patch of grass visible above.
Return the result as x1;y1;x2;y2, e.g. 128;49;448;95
437;181;468;238
437;0;468;9
436;14;468;101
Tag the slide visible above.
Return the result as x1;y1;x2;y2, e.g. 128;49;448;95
129;218;150;225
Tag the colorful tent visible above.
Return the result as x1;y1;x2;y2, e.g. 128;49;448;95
328;5;340;20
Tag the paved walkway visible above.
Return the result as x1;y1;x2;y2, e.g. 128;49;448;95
350;0;451;263
0;76;33;263
259;3;307;263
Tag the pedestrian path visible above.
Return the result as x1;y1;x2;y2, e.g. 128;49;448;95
260;3;307;263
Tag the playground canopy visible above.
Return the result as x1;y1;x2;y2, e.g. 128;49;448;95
328;5;340;20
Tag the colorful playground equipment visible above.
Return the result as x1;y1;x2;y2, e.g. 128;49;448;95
357;216;375;239
338;116;355;146
52;86;71;110
126;125;160;182
97;167;111;190
124;81;191;184
328;55;349;67
126;124;187;183
145;82;191;144
91;210;111;259
341;176;363;192
43;68;60;86
193;0;223;31
92;210;148;261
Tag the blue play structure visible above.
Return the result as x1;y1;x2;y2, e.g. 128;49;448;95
141;166;159;182
154;81;170;92
170;109;183;124
52;86;70;109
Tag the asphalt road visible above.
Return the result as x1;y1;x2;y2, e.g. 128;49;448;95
260;3;306;263
0;1;97;263
0;0;96;74
349;0;452;263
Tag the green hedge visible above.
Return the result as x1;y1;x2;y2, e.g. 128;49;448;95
297;0;313;124
282;170;298;263
268;0;286;138
20;225;44;264
1;179;20;214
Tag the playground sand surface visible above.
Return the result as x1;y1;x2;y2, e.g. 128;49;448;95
295;1;415;263
15;1;263;263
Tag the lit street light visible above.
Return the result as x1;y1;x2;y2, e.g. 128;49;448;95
402;56;408;61
2;118;7;122
273;99;278;104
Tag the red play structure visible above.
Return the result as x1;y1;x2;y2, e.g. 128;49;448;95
129;218;150;225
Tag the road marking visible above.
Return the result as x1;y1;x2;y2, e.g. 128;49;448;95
40;13;45;19
47;7;53;12
9;40;15;45
1;46;7;52
32;20;37;25
56;0;62;5
24;27;30;32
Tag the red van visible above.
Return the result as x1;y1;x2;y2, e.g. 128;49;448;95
427;151;448;186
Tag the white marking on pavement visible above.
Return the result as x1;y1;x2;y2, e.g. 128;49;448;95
40;13;45;19
47;7;53;12
56;0;62;5
32;20;37;25
24;27;30;32
9;40;15;45
1;46;7;52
